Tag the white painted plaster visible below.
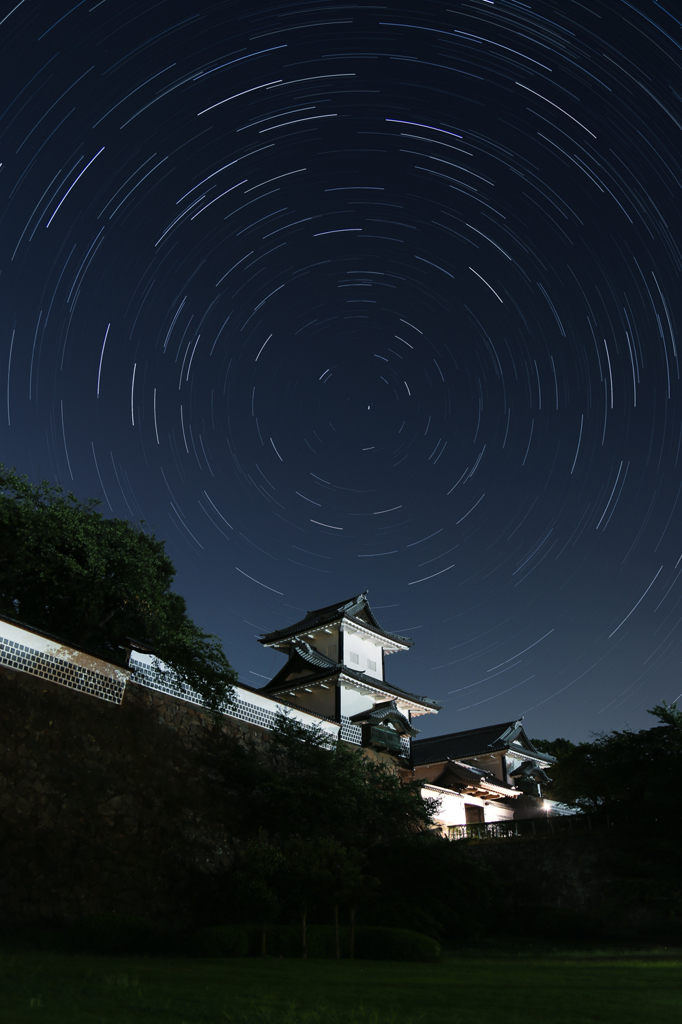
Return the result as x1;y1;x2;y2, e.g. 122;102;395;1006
484;802;514;822
422;785;465;827
422;784;515;827
2;619;129;686
341;627;384;680
340;686;375;718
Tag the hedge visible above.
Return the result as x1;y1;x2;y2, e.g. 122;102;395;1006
527;906;604;941
354;926;440;962
190;925;249;957
241;924;440;962
63;917;439;961
69;913;156;955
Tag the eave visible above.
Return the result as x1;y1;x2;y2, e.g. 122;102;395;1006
349;700;420;737
430;758;520;799
411;719;556;767
412;742;555;767
257;592;413;653
260;614;411;655
340;616;410;654
263;667;440;716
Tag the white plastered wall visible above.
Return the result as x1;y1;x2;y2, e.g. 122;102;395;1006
131;651;340;738
422;784;515;827
0;617;129;704
340;685;376;718
1;618;128;686
424;786;466;828
341;627;384;680
484;801;514;822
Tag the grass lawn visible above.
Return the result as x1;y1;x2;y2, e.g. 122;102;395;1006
2;951;682;1023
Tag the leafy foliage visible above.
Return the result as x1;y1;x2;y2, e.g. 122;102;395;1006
364;832;502;943
532;702;682;817
529;736;577;761
209;712;507;950
221;710;437;847
232;830;374;957
233;830;286;954
190;925;249;957
236;924;440;961
0;465;236;709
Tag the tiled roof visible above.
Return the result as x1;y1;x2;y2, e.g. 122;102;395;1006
349;700;420;737
292;639;338;671
509;760;552;784
434;759;518;796
262;639;338;690
258;592;413;648
411;720;555;766
261;648;441;712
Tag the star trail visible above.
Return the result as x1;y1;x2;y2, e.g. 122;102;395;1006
2;0;682;741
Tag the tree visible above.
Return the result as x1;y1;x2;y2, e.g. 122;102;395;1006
534;705;682;929
324;841;368;959
0;465;236;710
220;709;438;847
532;702;682;819
276;836;336;959
233;830;285;955
364;831;502;944
530;736;577;761
212;711;437;947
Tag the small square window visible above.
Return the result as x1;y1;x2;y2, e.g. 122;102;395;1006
349;652;359;665
326;644;337;659
367;659;376;672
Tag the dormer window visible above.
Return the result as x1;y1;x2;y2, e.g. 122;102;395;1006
366;724;401;753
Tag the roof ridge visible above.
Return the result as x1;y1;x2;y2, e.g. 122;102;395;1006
261;662;440;710
412;720;518;744
258;592;414;648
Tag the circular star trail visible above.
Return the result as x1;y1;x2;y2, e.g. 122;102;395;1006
2;0;682;740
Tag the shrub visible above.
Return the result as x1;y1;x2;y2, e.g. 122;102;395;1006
245;925;303;958
190;925;249;957
0;923;72;953
354;926;440;962
69;913;155;955
243;924;439;961
529;906;603;941
364;834;501;944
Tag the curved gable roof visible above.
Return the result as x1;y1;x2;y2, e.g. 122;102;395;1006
411;719;555;766
258;592;413;648
263;639;339;689
434;759;519;796
260;645;441;713
349;700;420;737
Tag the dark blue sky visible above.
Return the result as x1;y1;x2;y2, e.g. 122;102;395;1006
2;0;682;742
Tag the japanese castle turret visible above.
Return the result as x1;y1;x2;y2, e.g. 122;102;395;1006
258;592;441;757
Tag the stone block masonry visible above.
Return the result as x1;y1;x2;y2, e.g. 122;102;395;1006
0;662;260;925
465;832;612;914
0;616;385;925
0;617;340;739
0;615;341;926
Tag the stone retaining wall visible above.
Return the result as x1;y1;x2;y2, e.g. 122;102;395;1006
465;832;612;911
0;664;263;924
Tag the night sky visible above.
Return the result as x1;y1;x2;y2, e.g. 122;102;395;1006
2;0;682;742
